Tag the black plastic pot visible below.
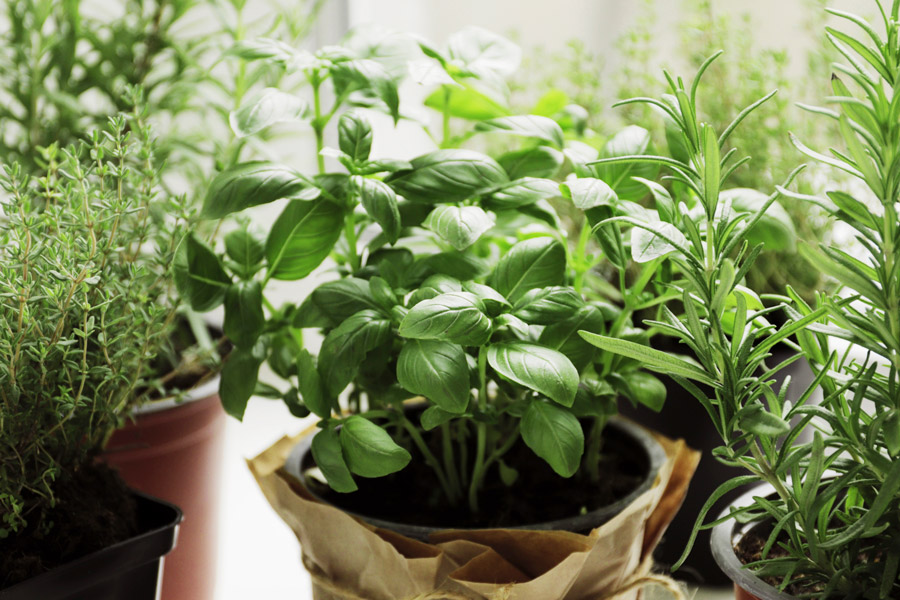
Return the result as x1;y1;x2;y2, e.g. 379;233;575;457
710;485;795;600
284;416;666;540
0;492;182;600
619;343;814;584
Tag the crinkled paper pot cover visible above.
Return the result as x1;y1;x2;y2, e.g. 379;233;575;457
249;423;699;600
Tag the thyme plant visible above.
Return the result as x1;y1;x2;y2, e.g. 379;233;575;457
581;2;900;592
0;115;183;537
178;28;669;513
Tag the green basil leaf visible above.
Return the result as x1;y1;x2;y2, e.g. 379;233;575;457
447;26;521;77
539;305;606;370
331;59;400;123
632;177;676;223
398;292;492;346
462;281;510;316
521;400;584;477
298;350;331;419
223;281;265;348
591;126;657;201
266;199;344;280
476;115;564;149
386;149;508;204
318;309;392;396
420;406;458;431
421;251;490;280
311;278;381;323
532;89;569;117
487;177;560;209
311;428;358;493
340;416;411;477
397;340;470;413
423;205;495;251
224;229;265;278
490;237;566;302
424;83;510;121
174;234;231;312
219;343;265;420
203;162;319;218
512;286;583;324
619;371;666;412
630;221;688;263
487;341;579;406
230;87;308;138
498;146;564;179
352;176;401;244
338;111;373;163
561;177;618;210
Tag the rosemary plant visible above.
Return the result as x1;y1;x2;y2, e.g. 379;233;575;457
0;115;182;537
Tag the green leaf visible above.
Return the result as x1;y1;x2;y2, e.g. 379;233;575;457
422;251;490;280
578;333;718;386
592;126;657;201
230;88;308;138
352;176;401;244
174;234;231;312
630;221;688;263
203;162;319;219
487;342;579;406
476;115;565;148
512;286;583;324
397;340;470;413
539;305;606;370
311;429;357;493
424;83;510;120
633;177;676;223
490;237;566;302
340;416;411;478
521;400;583;477
562;177;618;210
224;229;265;277
721;189;797;253
462;282;510;315
318;309;391;396
223;281;265;348
702;125;720;211
386;149;508;203
885;411;900;457
420;406;458;431
398;292;492;346
219;344;264;420
498;146;564;179
331;59;400;123
298;350;331;419
310;278;381;323
423;205;495;251
266;199;344;280
620;371;666;412
487;177;560;209
338;111;373;162
533;89;569;117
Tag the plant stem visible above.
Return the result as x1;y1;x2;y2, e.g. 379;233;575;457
441;422;461;502
343;215;360;273
401;418;456;502
441;86;451;148
585;416;608;482
573;218;593;294
312;75;325;175
468;346;489;513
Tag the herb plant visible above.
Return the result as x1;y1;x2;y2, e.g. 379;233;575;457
0;115;183;537
581;2;900;594
177;27;670;513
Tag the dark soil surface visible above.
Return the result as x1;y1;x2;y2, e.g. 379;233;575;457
0;463;138;589
305;424;649;530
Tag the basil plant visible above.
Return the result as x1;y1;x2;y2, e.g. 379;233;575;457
175;26;674;512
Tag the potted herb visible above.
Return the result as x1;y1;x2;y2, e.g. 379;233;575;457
580;4;900;597
0;117;182;598
177;26;698;599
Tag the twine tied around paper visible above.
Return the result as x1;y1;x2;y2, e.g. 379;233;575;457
302;553;685;600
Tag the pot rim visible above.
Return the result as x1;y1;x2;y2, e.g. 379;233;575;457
132;374;220;416
285;415;667;538
710;484;797;600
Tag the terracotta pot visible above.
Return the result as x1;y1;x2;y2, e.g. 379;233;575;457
710;486;797;600
103;377;225;600
1;492;181;600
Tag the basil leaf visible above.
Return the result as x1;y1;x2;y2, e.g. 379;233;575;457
386;149;508;204
424;83;510;120
521;400;584;477
397;340;470;413
230;87;308;138
223;281;265;348
219;343;265;421
539;305;606;370
311;428;357;493
398;292;492;346
266;199;344;280
561;177;618;210
476;115;565;149
353;176;401;244
338;111;373;162
630;221;688;263
224;229;265;278
318;309;392;396
423;205;495;250
721;188;797;253
298;350;331;419
512;286;583;324
174;234;231;312
591;126;657;201
490;237;565;302
203;162;319;218
311;278;381;323
487;341;579;406
498;146;564;179
340;416;411;477
487;177;560;209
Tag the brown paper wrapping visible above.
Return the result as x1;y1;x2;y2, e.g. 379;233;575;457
249;425;700;600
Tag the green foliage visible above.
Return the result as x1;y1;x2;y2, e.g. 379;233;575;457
584;3;900;593
178;26;669;513
0;117;182;536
